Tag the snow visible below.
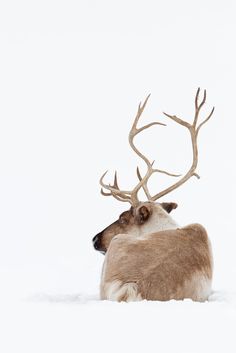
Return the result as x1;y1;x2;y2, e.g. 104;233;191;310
1;263;236;353
1;0;236;352
2;294;236;353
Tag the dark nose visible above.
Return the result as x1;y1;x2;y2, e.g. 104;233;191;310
92;233;102;250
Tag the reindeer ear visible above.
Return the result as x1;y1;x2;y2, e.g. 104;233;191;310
135;205;151;224
161;202;178;213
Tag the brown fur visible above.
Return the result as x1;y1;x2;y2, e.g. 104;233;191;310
100;224;213;301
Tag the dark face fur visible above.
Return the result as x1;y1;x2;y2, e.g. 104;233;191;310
92;202;177;254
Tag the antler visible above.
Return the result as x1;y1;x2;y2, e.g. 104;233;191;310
100;95;173;206
100;171;133;203
150;88;214;201
100;88;214;206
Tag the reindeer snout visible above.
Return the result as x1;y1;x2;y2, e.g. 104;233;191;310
92;233;103;251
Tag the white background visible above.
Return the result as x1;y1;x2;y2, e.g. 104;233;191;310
0;1;236;352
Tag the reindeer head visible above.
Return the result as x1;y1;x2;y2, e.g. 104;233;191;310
93;89;214;254
92;201;178;253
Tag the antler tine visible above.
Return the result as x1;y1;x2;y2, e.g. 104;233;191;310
100;188;133;204
100;171;132;203
151;88;214;201
197;88;207;110
193;88;207;127
196;106;215;137
113;171;119;189
133;94;151;127
195;87;200;110
100;171;119;193
154;168;182;177
163;112;190;128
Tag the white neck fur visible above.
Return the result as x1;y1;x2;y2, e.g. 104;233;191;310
138;205;179;237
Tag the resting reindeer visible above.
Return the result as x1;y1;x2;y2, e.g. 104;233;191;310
93;89;214;302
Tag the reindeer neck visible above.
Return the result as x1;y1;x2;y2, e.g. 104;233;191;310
139;209;179;236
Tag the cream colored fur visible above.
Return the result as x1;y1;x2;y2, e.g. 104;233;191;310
136;203;179;236
101;281;142;302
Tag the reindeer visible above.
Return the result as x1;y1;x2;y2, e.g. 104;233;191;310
93;89;214;302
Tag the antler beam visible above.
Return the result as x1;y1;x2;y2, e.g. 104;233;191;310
150;88;214;201
100;95;169;206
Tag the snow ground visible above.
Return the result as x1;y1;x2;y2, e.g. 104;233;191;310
1;263;236;353
3;294;236;353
